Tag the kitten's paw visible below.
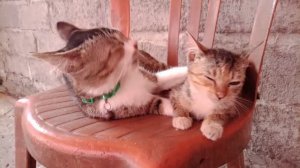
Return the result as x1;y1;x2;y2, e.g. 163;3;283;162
172;117;193;130
200;122;223;141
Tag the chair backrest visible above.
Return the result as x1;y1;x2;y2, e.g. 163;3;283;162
110;0;278;101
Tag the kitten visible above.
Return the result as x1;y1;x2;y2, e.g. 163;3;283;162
170;33;260;141
33;21;186;119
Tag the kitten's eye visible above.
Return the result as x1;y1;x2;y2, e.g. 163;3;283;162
205;75;215;82
229;81;241;86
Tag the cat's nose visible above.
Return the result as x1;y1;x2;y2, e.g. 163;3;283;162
216;92;226;100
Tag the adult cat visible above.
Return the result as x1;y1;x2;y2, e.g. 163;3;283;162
33;21;186;119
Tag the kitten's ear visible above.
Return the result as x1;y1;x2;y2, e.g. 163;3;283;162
186;32;208;62
241;41;264;59
57;21;80;41
187;52;199;63
32;49;81;73
186;32;208;54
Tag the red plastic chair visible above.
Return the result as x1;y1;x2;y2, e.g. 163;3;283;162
15;0;278;167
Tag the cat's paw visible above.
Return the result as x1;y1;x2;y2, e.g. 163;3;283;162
172;117;193;130
200;121;223;141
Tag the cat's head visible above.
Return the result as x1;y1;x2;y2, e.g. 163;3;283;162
185;33;260;104
33;21;138;96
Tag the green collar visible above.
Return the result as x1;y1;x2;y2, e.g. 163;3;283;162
81;82;121;104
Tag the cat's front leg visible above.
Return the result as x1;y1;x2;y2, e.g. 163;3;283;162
200;113;231;141
158;98;174;116
158;97;192;130
173;116;193;130
151;96;191;130
170;97;193;130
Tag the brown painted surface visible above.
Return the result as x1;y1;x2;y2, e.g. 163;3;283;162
17;86;253;168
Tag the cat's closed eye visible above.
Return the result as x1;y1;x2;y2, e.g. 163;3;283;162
228;81;241;86
205;75;215;82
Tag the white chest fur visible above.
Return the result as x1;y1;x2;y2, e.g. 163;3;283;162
98;68;154;112
190;84;215;120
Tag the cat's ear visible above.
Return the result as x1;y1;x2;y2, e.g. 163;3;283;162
32;48;81;73
186;32;208;54
241;41;264;59
187;51;200;63
186;32;208;62
57;21;80;41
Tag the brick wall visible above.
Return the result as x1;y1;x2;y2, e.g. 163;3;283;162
0;0;111;95
0;0;299;167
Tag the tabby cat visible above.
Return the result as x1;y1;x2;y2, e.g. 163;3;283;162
170;33;259;141
33;21;186;119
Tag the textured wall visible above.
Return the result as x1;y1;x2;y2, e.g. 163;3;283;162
0;0;111;95
0;0;299;167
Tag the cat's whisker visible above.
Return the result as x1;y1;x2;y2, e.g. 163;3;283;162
239;101;252;110
235;99;248;109
233;101;243;111
232;104;241;116
233;103;245;114
235;105;243;116
233;99;249;113
228;99;243;115
236;96;252;103
236;97;251;104
236;99;252;105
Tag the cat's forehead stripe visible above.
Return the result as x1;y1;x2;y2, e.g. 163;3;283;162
208;49;238;68
61;28;118;52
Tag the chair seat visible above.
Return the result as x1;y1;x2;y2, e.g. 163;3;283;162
19;86;253;168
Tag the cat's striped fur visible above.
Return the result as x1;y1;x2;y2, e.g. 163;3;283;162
170;33;255;141
33;21;186;119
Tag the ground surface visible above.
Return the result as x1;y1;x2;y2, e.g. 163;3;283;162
0;93;44;168
0;93;16;168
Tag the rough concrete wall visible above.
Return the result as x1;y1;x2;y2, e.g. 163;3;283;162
0;0;111;96
0;0;299;167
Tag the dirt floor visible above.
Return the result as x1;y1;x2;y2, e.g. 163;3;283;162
0;93;44;168
0;93;16;168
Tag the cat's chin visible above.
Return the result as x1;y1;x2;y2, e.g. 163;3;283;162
207;94;221;102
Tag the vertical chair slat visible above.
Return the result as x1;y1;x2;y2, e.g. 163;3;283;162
110;0;130;37
187;0;203;39
202;0;221;48
167;0;183;66
244;0;278;102
249;0;278;73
